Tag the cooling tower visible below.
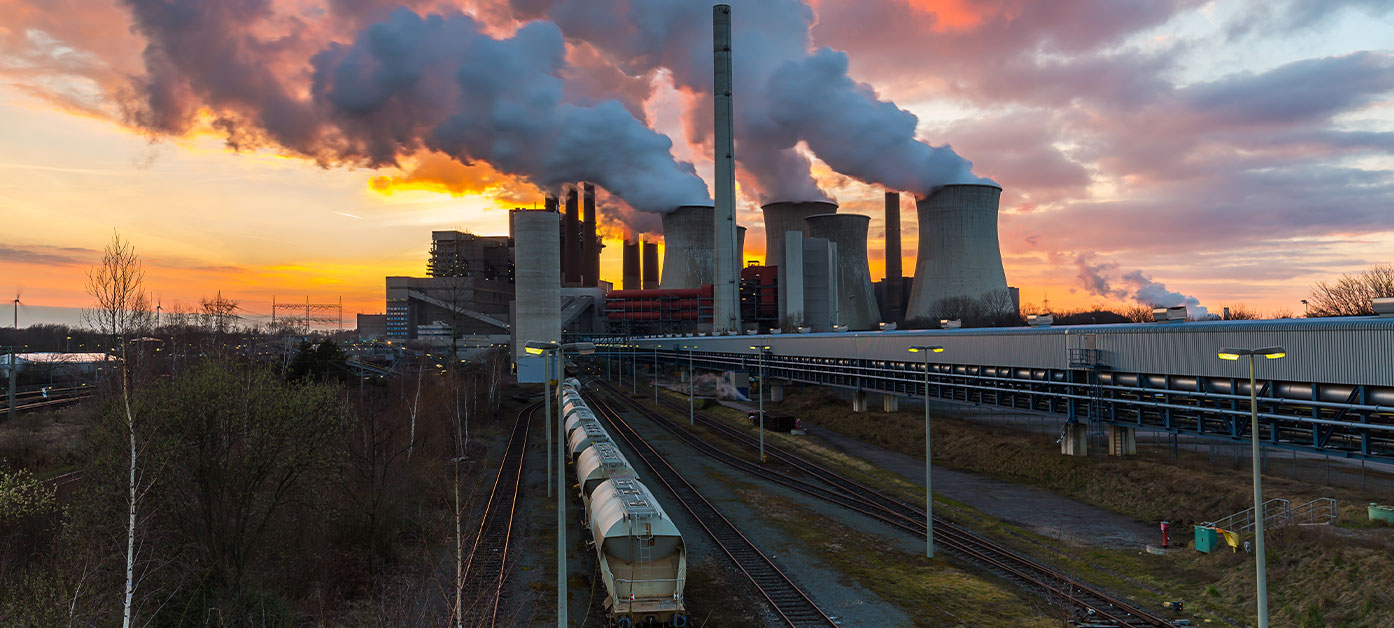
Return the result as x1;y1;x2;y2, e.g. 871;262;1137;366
660;204;715;289
642;239;659;289
582;183;599;287
510;209;561;362
762;201;836;267
884;191;903;324
622;240;641;290
905;184;1010;322
805;213;881;330
563;187;581;286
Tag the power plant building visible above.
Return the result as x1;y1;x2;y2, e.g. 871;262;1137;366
806;213;880;330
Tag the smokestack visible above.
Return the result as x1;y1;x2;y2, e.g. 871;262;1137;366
583;183;599;287
806;213;881;330
642;240;659;289
712;4;741;331
905;184;1010;322
660;204;715;289
564;187;581;286
622;239;641;290
884;191;903;324
761;201;836;268
737;226;747;266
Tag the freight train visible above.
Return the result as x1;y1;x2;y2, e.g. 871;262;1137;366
559;378;688;628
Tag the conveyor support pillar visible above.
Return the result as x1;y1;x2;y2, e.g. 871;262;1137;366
1108;425;1137;457
852;391;869;413
882;394;899;412
1061;422;1088;457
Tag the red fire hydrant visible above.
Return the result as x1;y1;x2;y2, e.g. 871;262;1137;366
1160;521;1171;548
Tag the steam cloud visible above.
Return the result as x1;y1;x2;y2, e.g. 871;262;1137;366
118;0;986;213
122;2;710;212
516;0;990;202
1075;253;1209;318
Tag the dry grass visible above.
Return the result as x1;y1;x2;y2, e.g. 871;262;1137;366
0;405;95;471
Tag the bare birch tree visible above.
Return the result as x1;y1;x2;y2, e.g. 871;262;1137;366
83;232;152;628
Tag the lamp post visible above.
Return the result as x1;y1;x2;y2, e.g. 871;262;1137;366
653;345;659;404
524;340;597;628
909;344;945;558
749;345;771;463
1218;345;1285;628
683;344;697;425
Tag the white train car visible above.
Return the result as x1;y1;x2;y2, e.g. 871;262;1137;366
575;440;638;510
567;420;612;463
589;477;688;627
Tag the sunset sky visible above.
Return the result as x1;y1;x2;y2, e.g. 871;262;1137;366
2;0;1392;327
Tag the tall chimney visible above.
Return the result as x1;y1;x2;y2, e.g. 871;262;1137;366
564;187;581;286
582;183;599;287
712;4;741;332
641;240;659;289
622;239;641;290
884;191;903;324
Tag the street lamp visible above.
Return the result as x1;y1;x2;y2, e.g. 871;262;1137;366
524;339;596;628
749;345;772;463
653;345;660;404
908;344;945;558
682;344;698;425
1218;345;1284;628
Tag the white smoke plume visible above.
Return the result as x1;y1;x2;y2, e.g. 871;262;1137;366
121;1;711;212
517;0;990;202
1075;253;1209;318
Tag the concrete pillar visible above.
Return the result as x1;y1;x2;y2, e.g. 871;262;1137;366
1061;422;1088;457
769;382;785;403
882;394;899;412
1108;425;1137;457
852;391;868;413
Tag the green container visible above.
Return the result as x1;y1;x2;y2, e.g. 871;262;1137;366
1370;503;1394;524
1194;525;1220;553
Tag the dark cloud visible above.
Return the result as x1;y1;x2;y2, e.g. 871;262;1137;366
0;243;97;266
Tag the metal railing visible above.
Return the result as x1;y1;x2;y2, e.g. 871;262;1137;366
1204;498;1292;533
1291;498;1339;526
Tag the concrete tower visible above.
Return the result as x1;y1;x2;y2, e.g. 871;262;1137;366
582;183;599;287
737;226;747;266
622;240;641;290
563;187;581;286
761;201;836;267
510;209;561;364
905;184;1010;322
712;4;740;332
806;213;881;330
660;205;715;289
641;240;659;289
884;191;903;323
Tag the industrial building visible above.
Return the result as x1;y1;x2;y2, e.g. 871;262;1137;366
379;194;607;351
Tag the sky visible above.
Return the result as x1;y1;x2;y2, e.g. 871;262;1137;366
1;0;1392;328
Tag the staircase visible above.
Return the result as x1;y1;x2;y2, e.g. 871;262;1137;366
1204;497;1338;533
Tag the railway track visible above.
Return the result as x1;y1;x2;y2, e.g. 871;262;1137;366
457;402;533;628
598;377;1178;628
0;387;93;416
584;388;839;628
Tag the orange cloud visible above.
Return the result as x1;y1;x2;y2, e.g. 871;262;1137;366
905;0;1001;32
368;151;541;205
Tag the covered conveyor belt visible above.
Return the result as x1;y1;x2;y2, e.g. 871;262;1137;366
593;317;1394;462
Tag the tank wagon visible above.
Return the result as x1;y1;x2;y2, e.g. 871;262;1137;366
576;441;638;510
556;379;688;627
